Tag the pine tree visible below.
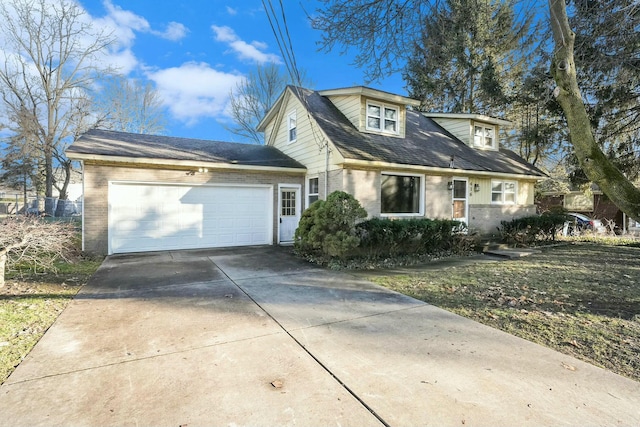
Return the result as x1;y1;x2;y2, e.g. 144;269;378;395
403;0;537;114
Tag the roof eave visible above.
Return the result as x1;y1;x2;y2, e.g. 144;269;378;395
67;153;307;174
341;159;546;180
424;112;512;127
318;86;421;107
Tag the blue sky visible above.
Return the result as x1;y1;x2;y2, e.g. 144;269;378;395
79;0;406;142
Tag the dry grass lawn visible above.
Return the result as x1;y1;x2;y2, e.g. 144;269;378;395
371;242;640;382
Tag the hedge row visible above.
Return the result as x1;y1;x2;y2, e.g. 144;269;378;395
294;191;473;263
498;211;568;246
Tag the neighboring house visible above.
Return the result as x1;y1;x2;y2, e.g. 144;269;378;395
258;86;545;234
538;184;638;234
67;86;545;255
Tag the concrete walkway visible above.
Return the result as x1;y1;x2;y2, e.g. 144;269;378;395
1;246;638;426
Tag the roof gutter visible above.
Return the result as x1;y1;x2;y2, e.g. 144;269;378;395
341;159;546;180
66;152;307;174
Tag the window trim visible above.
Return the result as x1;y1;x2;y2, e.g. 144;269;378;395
366;101;399;135
306;176;319;208
491;180;517;205
473;123;496;149
287;111;297;143
380;171;425;216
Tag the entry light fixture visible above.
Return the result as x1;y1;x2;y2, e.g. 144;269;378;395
198;167;209;173
474;183;480;192
447;181;453;191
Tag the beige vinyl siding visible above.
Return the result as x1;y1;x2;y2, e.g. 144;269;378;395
429;117;472;145
462;177;535;206
521;181;535;205
360;96;406;138
269;91;342;174
326;95;361;129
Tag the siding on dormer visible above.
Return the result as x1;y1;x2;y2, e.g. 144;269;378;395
429;117;472;146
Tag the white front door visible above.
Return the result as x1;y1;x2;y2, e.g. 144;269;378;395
278;185;300;243
452;178;468;226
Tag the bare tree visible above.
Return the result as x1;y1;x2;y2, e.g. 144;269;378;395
226;63;311;144
0;0;115;215
549;0;640;224
0;216;76;287
95;74;167;135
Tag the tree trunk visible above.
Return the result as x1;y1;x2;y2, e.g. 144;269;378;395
54;160;72;218
548;0;640;224
44;140;55;216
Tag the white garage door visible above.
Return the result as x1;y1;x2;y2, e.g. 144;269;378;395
109;182;272;254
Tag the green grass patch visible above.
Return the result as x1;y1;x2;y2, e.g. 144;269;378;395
0;258;102;384
371;242;640;381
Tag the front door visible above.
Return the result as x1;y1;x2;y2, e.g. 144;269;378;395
279;186;300;243
452;178;468;226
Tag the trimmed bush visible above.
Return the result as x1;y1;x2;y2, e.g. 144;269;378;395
498;211;568;246
294;191;367;260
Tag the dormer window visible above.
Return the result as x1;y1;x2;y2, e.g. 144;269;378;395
474;124;496;149
366;101;398;134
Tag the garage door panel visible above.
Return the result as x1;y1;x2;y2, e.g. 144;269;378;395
109;183;271;254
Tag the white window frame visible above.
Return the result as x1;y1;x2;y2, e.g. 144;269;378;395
287;111;297;143
473;124;496;149
366;101;399;135
380;172;425;216
491;180;517;205
306;176;319;208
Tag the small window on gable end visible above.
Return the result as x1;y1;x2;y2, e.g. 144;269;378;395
474;124;496;149
288;111;297;143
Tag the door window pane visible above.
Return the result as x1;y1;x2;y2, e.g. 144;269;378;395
281;191;296;216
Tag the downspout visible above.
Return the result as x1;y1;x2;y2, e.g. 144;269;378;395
80;160;85;252
324;141;329;199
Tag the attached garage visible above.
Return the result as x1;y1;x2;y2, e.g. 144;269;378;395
109;182;272;254
66;129;306;255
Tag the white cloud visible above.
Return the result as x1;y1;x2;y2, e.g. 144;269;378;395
147;62;244;125
89;1;189;73
156;22;188;41
211;25;281;64
226;6;238;16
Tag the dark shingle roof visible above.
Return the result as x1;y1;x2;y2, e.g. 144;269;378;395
67;129;305;169
289;87;546;177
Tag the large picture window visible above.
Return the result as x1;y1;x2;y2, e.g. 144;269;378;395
366;102;399;134
381;174;423;215
491;180;516;204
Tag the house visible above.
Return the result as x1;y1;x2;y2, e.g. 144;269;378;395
538;183;639;234
66;86;545;255
258;86;545;231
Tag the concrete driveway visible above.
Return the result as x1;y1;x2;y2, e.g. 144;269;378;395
1;246;639;426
